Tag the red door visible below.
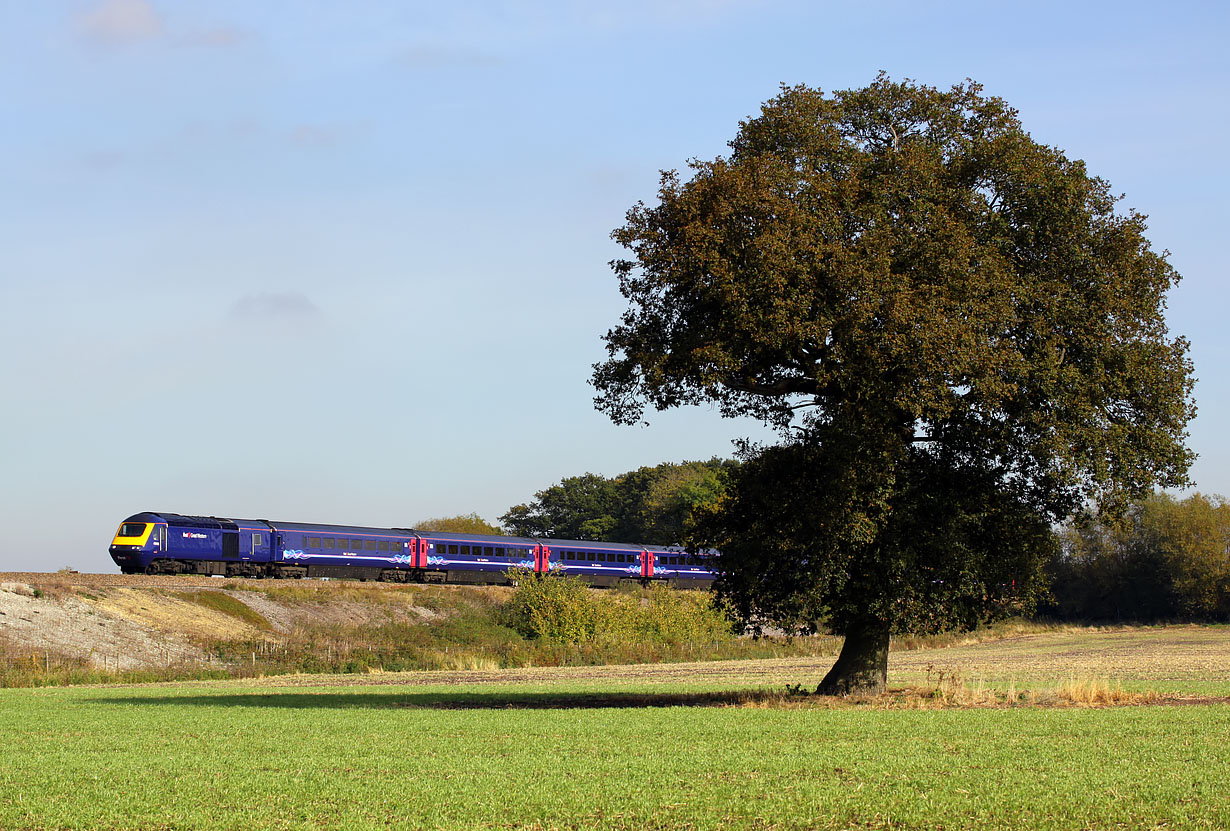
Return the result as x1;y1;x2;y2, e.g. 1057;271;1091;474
642;549;653;578
534;544;551;573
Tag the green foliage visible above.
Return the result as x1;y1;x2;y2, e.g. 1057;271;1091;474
499;570;733;646
592;74;1195;690
500;458;736;544
501;473;620;540
499;569;599;643
697;441;1053;637
414;513;505;535
1048;492;1230;621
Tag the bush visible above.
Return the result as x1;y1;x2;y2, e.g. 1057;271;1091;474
499;569;598;644
500;570;733;646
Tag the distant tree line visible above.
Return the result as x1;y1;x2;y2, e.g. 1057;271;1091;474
499;458;738;546
426;466;1227;624
1044;492;1230;622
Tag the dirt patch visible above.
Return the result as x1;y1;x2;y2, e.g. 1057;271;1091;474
0;583;209;670
0;575;445;671
94;588;263;641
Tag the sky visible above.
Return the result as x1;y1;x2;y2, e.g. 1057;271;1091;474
1;0;1227;573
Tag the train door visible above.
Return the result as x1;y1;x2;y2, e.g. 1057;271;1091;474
533;544;551;573
641;549;654;578
249;529;269;561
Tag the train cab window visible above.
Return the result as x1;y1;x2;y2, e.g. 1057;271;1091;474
378;541;389;552
119;523;147;537
308;537;321;548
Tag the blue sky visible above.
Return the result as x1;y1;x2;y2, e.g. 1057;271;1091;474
2;0;1226;572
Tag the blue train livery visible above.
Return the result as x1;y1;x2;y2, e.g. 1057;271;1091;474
109;512;716;588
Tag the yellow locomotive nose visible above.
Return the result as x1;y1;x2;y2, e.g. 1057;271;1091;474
111;522;153;547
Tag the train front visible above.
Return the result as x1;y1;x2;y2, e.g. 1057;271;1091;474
109;512;163;574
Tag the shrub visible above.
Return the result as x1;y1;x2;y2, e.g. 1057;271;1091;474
499;569;598;644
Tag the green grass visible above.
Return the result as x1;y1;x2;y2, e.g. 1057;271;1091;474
1;669;1227;830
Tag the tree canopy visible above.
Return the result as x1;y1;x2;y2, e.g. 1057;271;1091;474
414;513;504;536
592;75;1195;693
500;459;736;545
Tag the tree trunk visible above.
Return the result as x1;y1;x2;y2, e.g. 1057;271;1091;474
816;618;890;695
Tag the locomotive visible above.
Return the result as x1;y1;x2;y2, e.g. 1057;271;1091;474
108;512;716;588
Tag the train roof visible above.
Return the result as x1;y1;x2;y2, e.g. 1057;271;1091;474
125;513;709;553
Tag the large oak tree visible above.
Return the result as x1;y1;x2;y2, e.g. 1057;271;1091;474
592;76;1195;693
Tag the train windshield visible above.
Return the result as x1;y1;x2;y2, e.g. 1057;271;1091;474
119;522;147;537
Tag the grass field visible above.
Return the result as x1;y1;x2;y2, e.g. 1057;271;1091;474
1;625;1227;830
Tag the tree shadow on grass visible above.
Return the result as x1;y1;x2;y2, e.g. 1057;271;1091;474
91;690;790;710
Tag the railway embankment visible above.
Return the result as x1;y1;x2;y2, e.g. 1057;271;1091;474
0;571;788;686
0;573;484;679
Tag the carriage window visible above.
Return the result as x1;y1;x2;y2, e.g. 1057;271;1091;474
363;540;375;550
308;537;320;548
348;539;360;549
495;547;504;558
378;541;389;552
460;545;470;556
324;538;335;549
448;544;458;555
596;552;606;562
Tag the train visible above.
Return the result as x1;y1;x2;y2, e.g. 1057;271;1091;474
108;512;717;588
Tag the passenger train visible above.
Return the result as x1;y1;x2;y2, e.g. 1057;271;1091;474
108;512;716;588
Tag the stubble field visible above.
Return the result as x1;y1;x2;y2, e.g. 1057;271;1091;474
1;625;1227;830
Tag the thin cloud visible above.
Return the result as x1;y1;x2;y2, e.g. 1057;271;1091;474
229;292;322;322
75;1;249;49
289;124;347;147
82;150;127;170
76;0;164;45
